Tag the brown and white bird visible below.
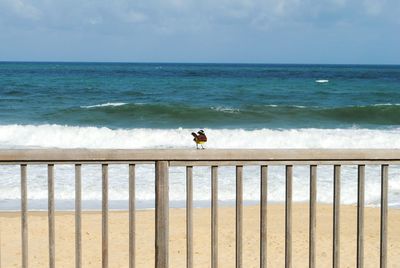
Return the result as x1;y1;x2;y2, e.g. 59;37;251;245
191;130;207;149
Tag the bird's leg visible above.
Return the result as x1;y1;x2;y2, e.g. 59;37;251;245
196;144;199;150
201;144;205;149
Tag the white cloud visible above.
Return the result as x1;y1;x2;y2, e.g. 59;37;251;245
123;11;148;23
0;0;398;33
87;17;103;25
363;0;385;16
0;0;41;20
331;0;348;8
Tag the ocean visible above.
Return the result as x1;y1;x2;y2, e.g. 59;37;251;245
1;62;400;210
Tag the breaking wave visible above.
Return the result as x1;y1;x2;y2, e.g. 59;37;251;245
1;124;400;149
80;102;127;108
1;124;400;210
46;103;400;128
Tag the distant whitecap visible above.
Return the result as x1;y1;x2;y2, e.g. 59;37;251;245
210;106;240;113
315;79;329;83
81;102;127;108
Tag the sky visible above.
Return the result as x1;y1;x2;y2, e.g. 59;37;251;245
0;0;399;64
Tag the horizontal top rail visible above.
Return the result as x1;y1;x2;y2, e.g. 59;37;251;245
0;149;400;164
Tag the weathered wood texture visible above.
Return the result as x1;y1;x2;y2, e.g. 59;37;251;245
1;149;400;163
48;164;55;268
380;165;388;268
129;164;136;268
260;165;268;268
186;166;193;268
21;164;28;268
75;164;82;268
102;164;109;268
211;166;218;268
0;149;397;268
333;165;341;268
236;166;243;268
285;165;293;268
170;160;400;166
357;165;365;268
309;165;317;268
155;161;169;268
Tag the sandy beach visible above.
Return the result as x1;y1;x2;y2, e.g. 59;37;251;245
1;204;399;267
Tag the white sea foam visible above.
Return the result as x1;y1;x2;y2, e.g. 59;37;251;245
292;105;307;108
211;106;240;113
372;103;400;106
1;124;400;209
80;102;127;108
1;124;400;149
265;104;307;108
315;79;329;83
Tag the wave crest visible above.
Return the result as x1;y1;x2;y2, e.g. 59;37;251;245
1;124;400;149
48;102;400;128
80;102;127;108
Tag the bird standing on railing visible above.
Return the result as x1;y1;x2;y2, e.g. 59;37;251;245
191;130;207;149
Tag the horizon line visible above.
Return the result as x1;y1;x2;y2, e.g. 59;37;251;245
0;60;399;66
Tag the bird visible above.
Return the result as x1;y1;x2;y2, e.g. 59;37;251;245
191;130;207;149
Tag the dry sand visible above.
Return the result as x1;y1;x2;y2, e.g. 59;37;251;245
1;204;399;267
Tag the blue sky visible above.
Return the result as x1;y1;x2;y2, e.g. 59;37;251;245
0;0;399;64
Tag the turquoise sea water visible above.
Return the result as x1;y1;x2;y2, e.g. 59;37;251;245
1;62;400;210
1;62;400;129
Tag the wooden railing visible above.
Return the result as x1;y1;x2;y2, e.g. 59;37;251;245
0;149;399;268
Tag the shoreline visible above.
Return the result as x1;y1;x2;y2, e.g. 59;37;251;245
1;199;399;212
1;204;399;267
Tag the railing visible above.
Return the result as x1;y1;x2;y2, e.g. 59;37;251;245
0;148;399;268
